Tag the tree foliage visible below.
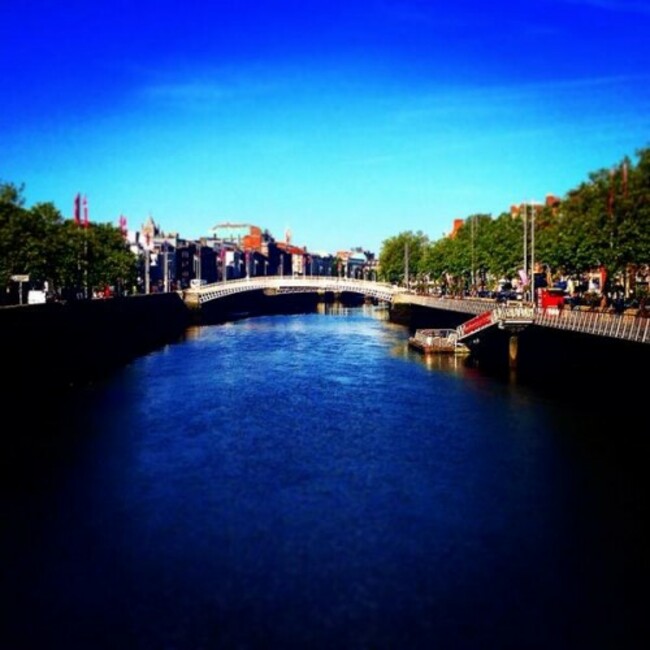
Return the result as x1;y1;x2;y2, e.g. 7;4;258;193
379;145;650;291
1;181;137;299
378;230;429;284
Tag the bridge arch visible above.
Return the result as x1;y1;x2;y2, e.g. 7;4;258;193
184;276;400;306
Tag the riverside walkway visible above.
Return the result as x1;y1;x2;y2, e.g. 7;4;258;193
401;294;650;345
533;304;649;344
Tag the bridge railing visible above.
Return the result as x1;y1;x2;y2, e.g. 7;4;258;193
534;307;650;343
187;276;399;304
395;294;500;316
456;310;496;339
456;304;535;341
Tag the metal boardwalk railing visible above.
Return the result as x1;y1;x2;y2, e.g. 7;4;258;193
456;305;535;341
534;307;650;344
454;303;650;345
391;294;498;316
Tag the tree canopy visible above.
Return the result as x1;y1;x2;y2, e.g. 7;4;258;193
379;145;650;294
1;181;137;301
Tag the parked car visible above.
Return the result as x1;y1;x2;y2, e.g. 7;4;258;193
496;290;522;303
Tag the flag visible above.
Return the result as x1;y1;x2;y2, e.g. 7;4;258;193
119;215;127;238
74;193;81;224
82;195;89;228
622;161;628;198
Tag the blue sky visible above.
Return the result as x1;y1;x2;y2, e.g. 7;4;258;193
2;0;649;254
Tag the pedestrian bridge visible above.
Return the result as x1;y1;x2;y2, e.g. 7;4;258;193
183;276;401;305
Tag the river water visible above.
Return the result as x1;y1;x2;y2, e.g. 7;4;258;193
2;304;647;649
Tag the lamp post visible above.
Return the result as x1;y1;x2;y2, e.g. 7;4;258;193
531;200;536;305
144;242;150;294
404;241;409;290
523;204;528;295
521;200;539;304
163;241;169;293
471;215;476;292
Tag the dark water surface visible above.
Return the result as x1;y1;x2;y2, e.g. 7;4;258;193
2;305;647;649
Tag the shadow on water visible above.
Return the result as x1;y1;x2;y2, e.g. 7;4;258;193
402;340;649;530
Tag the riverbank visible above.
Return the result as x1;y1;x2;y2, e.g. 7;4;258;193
1;291;371;393
1;293;192;392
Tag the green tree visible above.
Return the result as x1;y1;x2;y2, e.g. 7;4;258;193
380;145;650;295
379;230;429;285
420;234;467;293
1;181;138;300
0;181;26;206
480;213;524;281
25;202;66;289
0;182;30;289
86;222;138;294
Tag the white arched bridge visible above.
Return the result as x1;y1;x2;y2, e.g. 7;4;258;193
184;276;400;305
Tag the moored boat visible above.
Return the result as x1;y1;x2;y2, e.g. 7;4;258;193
408;328;470;355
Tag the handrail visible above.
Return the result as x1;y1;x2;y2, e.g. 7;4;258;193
186;276;400;304
533;306;650;344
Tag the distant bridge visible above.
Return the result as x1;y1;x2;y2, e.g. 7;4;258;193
184;277;400;305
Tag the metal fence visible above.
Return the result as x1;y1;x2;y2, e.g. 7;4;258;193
534;307;650;344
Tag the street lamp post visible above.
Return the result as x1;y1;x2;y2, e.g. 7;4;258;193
523;204;528;295
521;201;538;304
531;201;536;304
144;245;150;294
471;215;476;292
163;241;169;292
404;242;409;290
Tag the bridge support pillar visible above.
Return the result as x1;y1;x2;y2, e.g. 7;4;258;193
182;291;201;309
508;334;519;369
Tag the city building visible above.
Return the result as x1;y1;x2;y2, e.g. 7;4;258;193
130;216;377;290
